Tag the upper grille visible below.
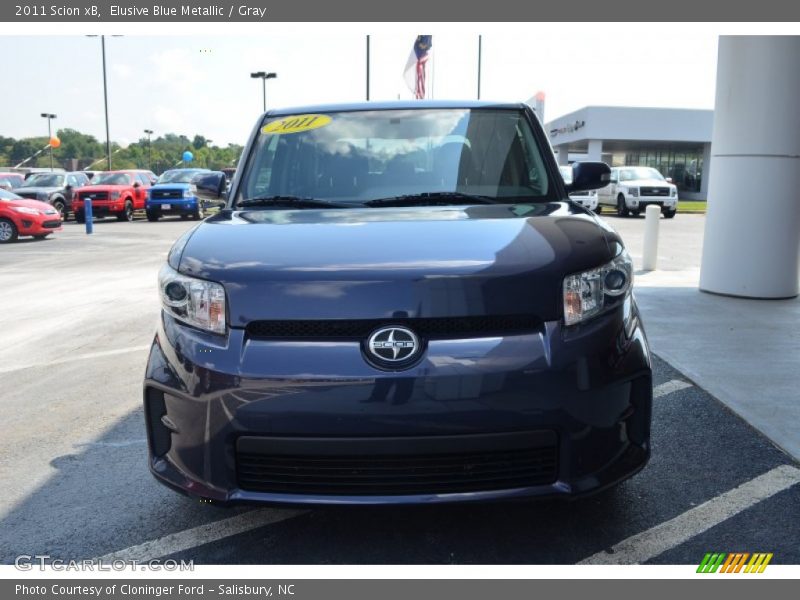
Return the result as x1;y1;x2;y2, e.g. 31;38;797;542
151;189;183;200
236;436;558;496
80;191;108;200
639;186;670;197
245;315;541;340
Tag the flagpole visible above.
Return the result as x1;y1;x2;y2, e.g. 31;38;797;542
477;35;482;100
366;35;370;101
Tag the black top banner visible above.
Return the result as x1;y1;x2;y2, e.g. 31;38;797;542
2;0;800;22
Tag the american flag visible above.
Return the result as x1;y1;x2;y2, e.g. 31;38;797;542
404;36;432;99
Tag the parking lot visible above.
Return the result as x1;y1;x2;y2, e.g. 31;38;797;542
1;213;798;565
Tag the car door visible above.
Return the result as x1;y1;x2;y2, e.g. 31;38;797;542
134;173;150;209
599;168;617;205
65;174;82;208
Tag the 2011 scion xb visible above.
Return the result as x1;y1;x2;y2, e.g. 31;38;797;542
143;101;652;505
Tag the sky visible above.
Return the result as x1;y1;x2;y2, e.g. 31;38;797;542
0;31;719;147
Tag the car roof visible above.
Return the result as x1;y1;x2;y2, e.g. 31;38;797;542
266;99;528;117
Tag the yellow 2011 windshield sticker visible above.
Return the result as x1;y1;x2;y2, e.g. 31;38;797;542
261;114;332;135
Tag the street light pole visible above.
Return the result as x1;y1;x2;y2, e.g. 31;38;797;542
250;71;277;112
144;129;154;170
101;35;111;170
41;113;57;171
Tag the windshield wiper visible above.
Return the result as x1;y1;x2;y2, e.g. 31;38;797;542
236;196;352;209
365;192;500;207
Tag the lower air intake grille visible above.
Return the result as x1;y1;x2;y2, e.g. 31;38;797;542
245;315;541;340
236;433;558;496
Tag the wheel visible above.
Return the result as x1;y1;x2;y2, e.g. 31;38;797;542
631;209;641;217
616;194;630;217
663;209;677;219
33;234;50;240
192;207;204;221
146;212;160;222
0;218;18;243
75;210;85;224
180;214;189;220
52;200;66;220
117;200;134;222
594;205;602;214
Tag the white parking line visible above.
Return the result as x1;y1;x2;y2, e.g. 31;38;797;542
0;345;150;374
579;464;800;565
654;379;693;398
95;509;305;562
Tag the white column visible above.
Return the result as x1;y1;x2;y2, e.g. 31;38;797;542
556;144;569;166
586;139;603;162
699;36;800;299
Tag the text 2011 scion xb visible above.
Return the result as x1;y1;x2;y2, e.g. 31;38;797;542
143;101;652;505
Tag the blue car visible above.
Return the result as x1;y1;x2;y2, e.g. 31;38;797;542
146;168;210;221
144;101;652;506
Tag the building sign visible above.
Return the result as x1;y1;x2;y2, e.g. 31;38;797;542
550;120;586;138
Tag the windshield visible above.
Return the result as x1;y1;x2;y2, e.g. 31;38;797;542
22;173;64;187
93;172;133;186
236;108;552;207
619;167;665;182
0;189;20;201
157;169;206;184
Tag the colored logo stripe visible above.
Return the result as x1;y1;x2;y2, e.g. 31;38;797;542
697;552;773;573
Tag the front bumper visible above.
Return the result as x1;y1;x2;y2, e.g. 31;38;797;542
16;214;62;236
143;300;652;505
628;196;677;211
146;198;198;214
73;201;125;216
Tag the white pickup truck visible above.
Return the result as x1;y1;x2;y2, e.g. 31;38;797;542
597;166;678;218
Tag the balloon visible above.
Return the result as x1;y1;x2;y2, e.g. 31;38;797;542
49;136;61;148
182;151;193;163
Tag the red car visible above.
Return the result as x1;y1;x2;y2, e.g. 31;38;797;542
72;170;154;223
0;188;62;243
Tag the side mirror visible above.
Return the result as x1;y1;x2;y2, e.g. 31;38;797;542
133;182;141;188
665;177;673;183
194;171;227;205
565;162;611;193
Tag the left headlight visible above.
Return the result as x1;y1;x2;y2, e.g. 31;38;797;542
183;185;197;198
563;250;633;326
670;187;678;197
158;264;227;334
12;206;40;215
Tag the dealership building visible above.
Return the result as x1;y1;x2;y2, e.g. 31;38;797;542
545;106;713;200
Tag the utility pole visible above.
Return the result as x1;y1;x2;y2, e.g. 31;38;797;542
41;113;57;171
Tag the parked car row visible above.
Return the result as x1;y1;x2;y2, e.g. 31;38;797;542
560;164;678;218
0;168;232;243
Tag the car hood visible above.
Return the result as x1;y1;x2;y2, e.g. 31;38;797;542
15;186;60;195
78;184;131;191
622;179;674;188
1;198;58;212
177;202;620;325
152;183;191;190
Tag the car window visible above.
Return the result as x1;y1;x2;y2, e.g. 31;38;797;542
136;173;151;186
238;108;552;205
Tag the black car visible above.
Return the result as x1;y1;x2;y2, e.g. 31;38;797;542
143;101;652;506
15;171;90;220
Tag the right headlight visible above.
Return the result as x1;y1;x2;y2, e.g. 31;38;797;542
563;249;633;326
158;264;226;334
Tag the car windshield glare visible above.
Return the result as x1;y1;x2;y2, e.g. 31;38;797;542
620;167;664;181
93;173;132;185
236;108;552;207
157;170;204;184
23;174;64;187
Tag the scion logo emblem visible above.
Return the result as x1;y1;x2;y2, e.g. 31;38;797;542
367;327;420;364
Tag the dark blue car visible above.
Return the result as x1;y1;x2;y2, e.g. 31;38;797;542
144;101;652;506
146;168;210;221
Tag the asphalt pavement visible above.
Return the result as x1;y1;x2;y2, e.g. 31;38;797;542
0;214;797;565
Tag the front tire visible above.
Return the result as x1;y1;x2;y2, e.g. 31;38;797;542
664;209;677;219
52;200;66;220
617;194;630;218
75;210;85;224
595;205;602;214
117;200;134;222
192;207;204;221
0;218;18;243
146;211;160;222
